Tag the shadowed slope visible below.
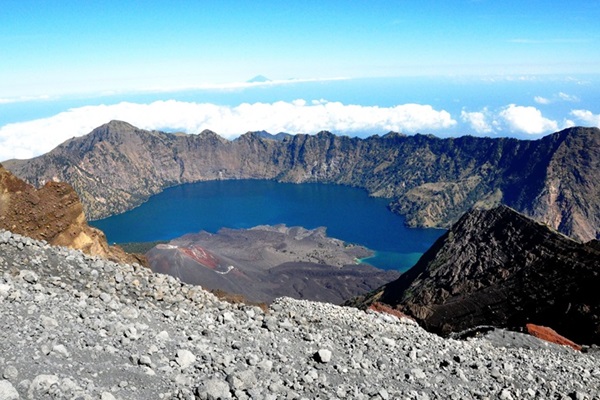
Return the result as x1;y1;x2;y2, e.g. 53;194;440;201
350;205;600;344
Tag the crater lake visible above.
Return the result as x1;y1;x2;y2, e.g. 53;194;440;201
90;180;444;271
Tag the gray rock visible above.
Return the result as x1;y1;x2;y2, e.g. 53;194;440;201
226;370;257;391
315;349;332;363
52;344;70;358
2;366;18;381
139;355;152;367
40;315;58;330
196;378;231;400
28;374;59;398
175;349;196;370
0;380;19;400
19;270;38;284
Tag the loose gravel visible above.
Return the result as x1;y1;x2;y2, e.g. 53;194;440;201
1;229;599;399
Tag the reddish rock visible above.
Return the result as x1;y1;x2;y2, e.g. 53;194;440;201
368;302;415;322
525;324;582;351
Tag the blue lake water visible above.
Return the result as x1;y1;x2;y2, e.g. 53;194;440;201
90;180;445;271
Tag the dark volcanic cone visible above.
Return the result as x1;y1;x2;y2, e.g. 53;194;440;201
353;205;600;345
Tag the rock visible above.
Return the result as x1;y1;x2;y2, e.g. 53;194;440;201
138;355;152;367
156;331;169;341
196;378;231;400
410;368;426;380
0;380;19;400
52;344;70;358
226;370;257;391
499;388;514;400
525;324;582;351
2;367;18;381
175;349;196;370
101;393;117;400
0;165;146;266
40;315;58;330
19;270;38;284
315;349;332;363
0;284;11;298
0;231;12;243
28;375;59;398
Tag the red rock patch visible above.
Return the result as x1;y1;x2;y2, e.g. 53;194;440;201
368;302;415;322
180;245;219;269
525;323;582;351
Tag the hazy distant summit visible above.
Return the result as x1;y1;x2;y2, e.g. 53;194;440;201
247;75;271;83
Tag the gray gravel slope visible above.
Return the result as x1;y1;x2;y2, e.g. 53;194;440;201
1;230;598;399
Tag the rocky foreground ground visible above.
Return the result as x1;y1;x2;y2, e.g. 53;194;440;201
1;230;599;400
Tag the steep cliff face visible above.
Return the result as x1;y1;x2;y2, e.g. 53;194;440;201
0;164;145;265
525;127;600;242
4;121;600;241
352;205;600;345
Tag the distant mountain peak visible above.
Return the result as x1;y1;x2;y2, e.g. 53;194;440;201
238;131;292;141
247;75;271;83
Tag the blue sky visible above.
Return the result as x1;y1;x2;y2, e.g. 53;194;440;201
1;1;600;160
2;0;599;96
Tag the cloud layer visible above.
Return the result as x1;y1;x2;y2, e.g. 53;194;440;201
459;104;599;135
0;100;456;161
2;99;598;162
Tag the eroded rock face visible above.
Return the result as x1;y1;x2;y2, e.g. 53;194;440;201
0;164;145;266
5;121;600;242
352;205;600;345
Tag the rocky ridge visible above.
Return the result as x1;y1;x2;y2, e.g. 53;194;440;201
4;122;600;242
1;229;599;399
350;205;600;345
0;164;144;266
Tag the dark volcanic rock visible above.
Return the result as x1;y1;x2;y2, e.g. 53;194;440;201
352;205;600;345
4;122;600;242
146;225;399;304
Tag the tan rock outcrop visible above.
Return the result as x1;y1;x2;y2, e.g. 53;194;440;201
0;164;146;266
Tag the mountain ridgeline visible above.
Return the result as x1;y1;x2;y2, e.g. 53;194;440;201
4;121;600;241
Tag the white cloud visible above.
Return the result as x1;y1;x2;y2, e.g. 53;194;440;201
0;94;52;104
534;96;551;105
0;100;456;161
460;109;493;134
557;92;579;102
105;77;350;96
499;104;558;135
533;92;579;105
570;109;600;127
